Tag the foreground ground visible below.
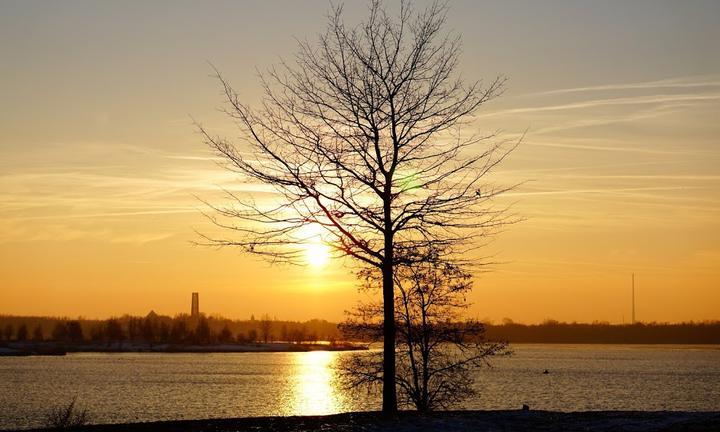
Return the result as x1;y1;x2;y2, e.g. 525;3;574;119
27;410;720;432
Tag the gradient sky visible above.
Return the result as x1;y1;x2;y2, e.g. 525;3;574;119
1;0;719;323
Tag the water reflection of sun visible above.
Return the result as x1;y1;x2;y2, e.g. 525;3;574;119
290;351;343;415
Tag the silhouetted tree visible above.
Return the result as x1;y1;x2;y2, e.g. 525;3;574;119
159;321;170;343
341;256;509;411
291;327;307;345
32;325;44;341
16;324;28;341
219;324;233;343
90;325;104;342
259;314;273;343
51;322;68;342
195;316;211;344
170;318;189;344
127;317;142;341
141;317;156;345
280;324;289;342
199;1;515;412
247;329;258;343
4;324;14;341
105;319;125;347
66;321;84;343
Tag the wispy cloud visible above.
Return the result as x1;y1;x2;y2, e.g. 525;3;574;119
504;185;696;197
528;103;687;136
524;140;717;156
524;76;720;97
111;232;175;244
0;148;281;244
550;174;720;181
479;93;720;118
10;209;199;221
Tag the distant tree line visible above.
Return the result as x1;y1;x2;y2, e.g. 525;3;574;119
343;319;720;345
1;315;718;345
0;313;340;346
484;319;720;344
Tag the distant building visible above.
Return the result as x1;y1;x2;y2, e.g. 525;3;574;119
191;292;199;318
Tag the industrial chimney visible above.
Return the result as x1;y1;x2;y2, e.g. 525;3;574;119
191;292;199;318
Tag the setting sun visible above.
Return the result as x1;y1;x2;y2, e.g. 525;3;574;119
299;224;331;267
306;242;330;268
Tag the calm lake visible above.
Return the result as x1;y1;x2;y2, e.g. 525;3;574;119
1;344;719;430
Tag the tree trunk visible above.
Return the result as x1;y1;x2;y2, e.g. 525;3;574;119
382;187;397;414
381;254;397;414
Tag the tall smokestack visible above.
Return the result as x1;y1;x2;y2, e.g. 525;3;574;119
191;292;199;318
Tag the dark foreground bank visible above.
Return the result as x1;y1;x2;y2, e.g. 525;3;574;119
25;411;720;432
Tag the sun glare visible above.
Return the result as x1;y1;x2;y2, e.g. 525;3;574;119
300;224;330;267
306;242;330;267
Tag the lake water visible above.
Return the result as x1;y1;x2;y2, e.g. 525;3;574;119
1;344;719;430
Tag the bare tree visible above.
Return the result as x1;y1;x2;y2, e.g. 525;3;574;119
199;1;515;413
141;316;157;346
105;319;125;348
340;256;509;411
219;324;234;343
195;316;212;344
4;324;14;341
259;314;273;343
16;324;28;342
32;325;44;342
66;321;84;344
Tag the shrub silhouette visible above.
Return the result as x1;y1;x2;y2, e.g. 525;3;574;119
44;396;89;430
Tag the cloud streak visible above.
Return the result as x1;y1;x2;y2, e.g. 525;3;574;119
524;76;720;97
479;93;720;118
524;140;718;156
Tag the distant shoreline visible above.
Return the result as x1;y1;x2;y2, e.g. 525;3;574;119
2;341;719;357
2;315;718;348
0;341;367;357
20;410;720;432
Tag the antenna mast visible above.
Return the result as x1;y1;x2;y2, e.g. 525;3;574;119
631;274;635;324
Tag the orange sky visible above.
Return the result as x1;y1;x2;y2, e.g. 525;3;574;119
1;1;719;323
